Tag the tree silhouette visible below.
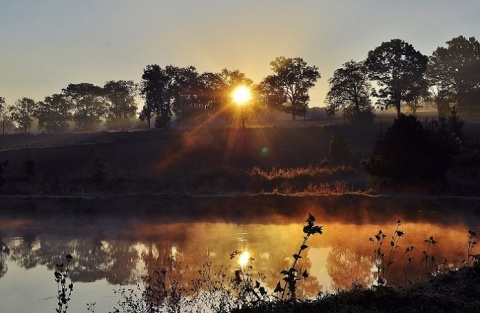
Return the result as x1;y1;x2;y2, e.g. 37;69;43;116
63;83;107;131
325;60;375;124
139;65;171;129
328;133;352;165
35;94;72;133
0;97;7;135
362;114;462;189
260;57;320;120
166;65;203;126
427;36;480;117
103;80;138;129
197;71;224;123
9;97;37;133
362;114;432;188
365;39;429;117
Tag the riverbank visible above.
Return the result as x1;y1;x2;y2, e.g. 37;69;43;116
235;262;480;312
1;193;480;227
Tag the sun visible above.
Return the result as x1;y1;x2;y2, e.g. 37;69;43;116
232;86;251;105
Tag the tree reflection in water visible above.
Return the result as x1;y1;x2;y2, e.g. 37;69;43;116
0;240;9;279
0;215;478;308
327;246;373;290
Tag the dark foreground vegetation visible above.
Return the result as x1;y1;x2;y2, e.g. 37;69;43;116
0;116;479;197
236;264;480;313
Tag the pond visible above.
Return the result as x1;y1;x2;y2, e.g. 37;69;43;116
0;194;479;312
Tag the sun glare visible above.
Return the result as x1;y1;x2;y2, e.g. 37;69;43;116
232;86;251;105
238;250;250;267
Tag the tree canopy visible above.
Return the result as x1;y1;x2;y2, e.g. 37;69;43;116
103;80;138;129
139;65;167;129
166;65;203;126
197;71;224;123
35;94;72;133
63;83;107;131
9;97;37;133
260;57;320;120
427;35;480;117
325;60;375;124
365;39;429;117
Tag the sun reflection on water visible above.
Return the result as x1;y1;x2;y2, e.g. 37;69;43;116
238;250;250;268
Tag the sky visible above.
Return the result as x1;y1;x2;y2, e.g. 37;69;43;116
1;0;480;108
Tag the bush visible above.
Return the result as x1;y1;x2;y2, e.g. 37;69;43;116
361;114;463;190
328;133;351;165
348;108;376;125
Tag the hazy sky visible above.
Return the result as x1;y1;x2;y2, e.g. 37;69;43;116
1;0;480;108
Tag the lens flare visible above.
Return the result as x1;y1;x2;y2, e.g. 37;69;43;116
261;147;269;157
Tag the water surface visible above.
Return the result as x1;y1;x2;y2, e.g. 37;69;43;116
1;194;479;312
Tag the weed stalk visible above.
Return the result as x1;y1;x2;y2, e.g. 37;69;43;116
421;236;437;278
278;213;323;300
54;253;74;313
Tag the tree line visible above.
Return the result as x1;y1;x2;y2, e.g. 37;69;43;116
327;35;480;124
0;81;137;134
1;35;480;134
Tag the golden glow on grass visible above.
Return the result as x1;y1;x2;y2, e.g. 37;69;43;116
238;250;250;267
232;86;251;105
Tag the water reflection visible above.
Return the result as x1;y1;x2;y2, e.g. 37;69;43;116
0;219;478;294
1;194;480;310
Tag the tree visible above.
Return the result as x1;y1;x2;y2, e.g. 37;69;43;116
426;36;480;117
361;114;462;190
63;83;107;131
260;57;320;120
0;97;7;135
197;71;224;123
365;39;429;117
217;68;258;127
139;65;170;129
35;94;72;133
362;115;432;188
325;60;375;124
402;81;430;116
103;80;137;129
9;97;37;133
165;65;203;125
328;133;352;165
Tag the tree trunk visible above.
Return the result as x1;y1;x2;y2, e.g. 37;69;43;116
292;111;296;120
395;99;402;118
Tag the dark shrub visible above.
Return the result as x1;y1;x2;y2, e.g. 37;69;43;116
361;114;462;190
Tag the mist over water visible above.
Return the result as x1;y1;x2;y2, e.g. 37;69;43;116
0;195;479;312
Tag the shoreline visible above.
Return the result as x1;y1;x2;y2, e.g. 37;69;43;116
1;192;480;226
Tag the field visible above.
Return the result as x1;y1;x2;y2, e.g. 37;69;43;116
1;120;480;196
